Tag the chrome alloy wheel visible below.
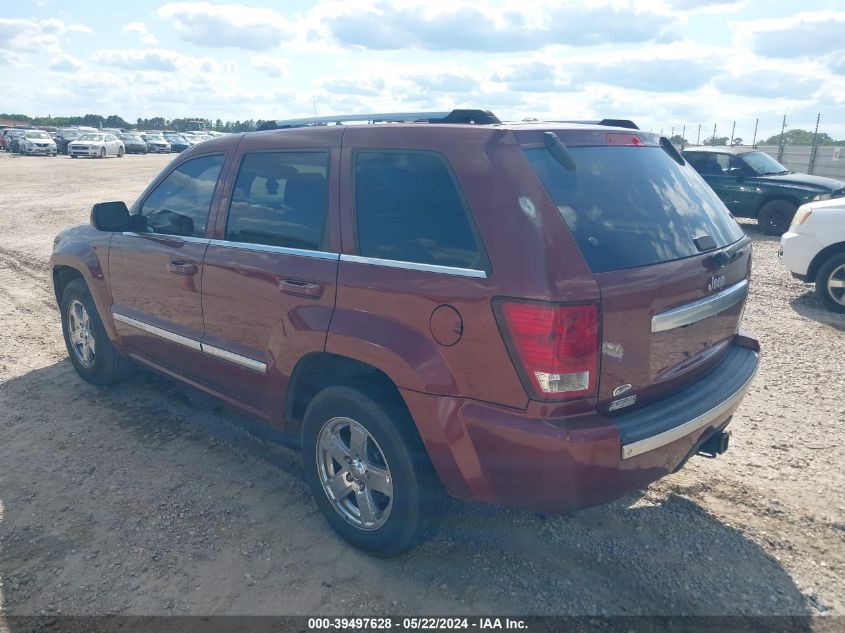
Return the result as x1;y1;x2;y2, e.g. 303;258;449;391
316;416;394;530
827;264;845;307
67;299;96;368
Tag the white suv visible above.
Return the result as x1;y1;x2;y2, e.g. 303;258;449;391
780;198;845;313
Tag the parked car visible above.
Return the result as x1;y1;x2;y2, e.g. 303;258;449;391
68;133;125;159
164;133;190;153
119;133;148;154
19;129;58;156
5;129;26;153
682;146;845;236
143;133;171;153
0;129;13;150
56;128;84;154
51;110;759;555
780;198;845;313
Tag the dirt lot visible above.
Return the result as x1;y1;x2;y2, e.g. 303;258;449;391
0;150;843;619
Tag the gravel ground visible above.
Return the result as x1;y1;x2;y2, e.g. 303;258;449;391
0;151;843;620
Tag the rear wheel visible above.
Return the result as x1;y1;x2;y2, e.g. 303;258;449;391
60;279;132;384
302;386;444;556
757;199;796;236
99;147;106;159
118;146;124;158
815;253;845;314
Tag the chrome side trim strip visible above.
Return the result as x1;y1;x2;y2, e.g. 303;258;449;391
651;279;748;333
121;231;210;245
112;312;202;351
207;239;339;261
621;355;758;460
201;343;267;374
340;254;487;279
112;311;267;373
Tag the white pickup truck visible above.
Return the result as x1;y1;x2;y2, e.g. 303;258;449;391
780;197;845;313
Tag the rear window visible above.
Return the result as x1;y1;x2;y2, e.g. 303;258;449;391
525;145;744;273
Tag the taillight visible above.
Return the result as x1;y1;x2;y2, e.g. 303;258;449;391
496;301;599;400
605;133;643;146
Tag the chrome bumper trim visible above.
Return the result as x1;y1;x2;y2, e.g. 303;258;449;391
651;279;748;333
621;353;758;459
340;254;487;279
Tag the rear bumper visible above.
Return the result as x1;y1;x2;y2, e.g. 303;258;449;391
403;338;759;514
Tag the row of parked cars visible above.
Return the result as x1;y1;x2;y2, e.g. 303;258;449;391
0;126;225;158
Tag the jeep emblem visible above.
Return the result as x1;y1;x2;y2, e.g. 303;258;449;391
708;275;726;293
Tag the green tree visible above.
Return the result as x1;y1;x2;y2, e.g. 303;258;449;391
703;135;729;146
669;134;688;146
763;129;836;146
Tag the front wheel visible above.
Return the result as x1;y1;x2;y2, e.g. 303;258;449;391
60;279;132;384
757;199;796;236
118;147;124;157
815;252;845;314
302;386;444;556
99;147;106;159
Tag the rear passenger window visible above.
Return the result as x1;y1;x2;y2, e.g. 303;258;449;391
226;151;329;251
354;151;487;271
141;154;225;237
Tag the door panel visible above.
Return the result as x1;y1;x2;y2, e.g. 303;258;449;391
108;153;226;377
200;134;343;423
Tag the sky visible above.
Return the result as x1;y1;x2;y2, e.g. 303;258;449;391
2;0;845;140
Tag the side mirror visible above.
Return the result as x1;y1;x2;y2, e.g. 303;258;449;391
91;201;131;232
726;167;744;179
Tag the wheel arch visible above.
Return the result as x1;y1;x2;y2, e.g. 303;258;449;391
284;352;413;446
754;194;800;218
806;241;845;284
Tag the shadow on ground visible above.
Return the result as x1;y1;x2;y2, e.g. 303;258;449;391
0;360;814;621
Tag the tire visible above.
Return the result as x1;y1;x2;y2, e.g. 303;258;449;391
60;279;132;385
70;155;77;159
815;252;845;314
99;147;106;159
302;386;444;556
757;199;797;236
118;147;124;158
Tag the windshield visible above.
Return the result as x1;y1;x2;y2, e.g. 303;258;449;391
61;130;80;139
121;134;141;141
525;145;744;273
739;151;789;175
77;134;104;141
27;131;50;139
165;135;184;141
148;135;165;141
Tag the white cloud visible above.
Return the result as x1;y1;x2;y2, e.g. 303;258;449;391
157;2;291;50
92;48;236;75
736;10;845;59
251;56;288;78
49;53;83;73
123;22;159;45
714;69;822;99
314;1;678;52
0;17;91;54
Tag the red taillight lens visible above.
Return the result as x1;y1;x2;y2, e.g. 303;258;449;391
497;301;599;400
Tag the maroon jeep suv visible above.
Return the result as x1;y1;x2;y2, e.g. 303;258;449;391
51;110;759;555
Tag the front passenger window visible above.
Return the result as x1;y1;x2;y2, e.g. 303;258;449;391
140;154;225;237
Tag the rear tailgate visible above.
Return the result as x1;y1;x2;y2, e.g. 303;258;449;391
519;128;750;411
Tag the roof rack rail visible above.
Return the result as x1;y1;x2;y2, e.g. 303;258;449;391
256;109;500;131
552;119;639;130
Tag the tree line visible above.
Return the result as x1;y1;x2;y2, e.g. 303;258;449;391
669;129;845;147
0;113;263;133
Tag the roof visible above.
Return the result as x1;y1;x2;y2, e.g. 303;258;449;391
681;146;757;155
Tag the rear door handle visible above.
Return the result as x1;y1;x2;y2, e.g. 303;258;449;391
167;260;198;275
278;279;323;298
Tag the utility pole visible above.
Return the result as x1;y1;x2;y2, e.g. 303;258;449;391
808;113;820;174
752;118;758;148
730;121;736;146
696;124;701;145
712;123;717;145
777;115;787;162
681;124;686;150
